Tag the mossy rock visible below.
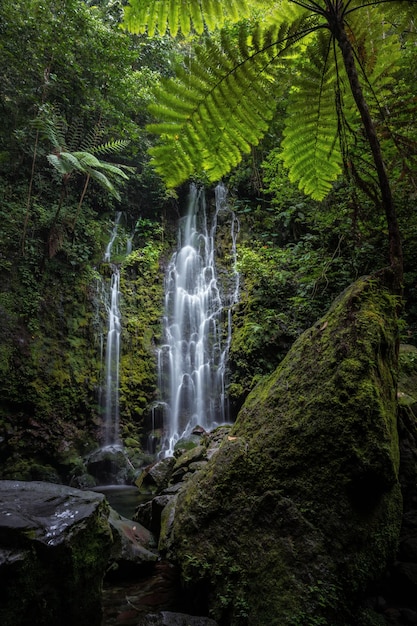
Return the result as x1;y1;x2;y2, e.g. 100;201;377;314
170;276;403;625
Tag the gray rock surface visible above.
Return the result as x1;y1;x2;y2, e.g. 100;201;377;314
0;480;112;626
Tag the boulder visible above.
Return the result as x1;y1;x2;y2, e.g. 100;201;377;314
107;507;158;576
86;445;133;485
136;457;176;492
0;480;112;626
169;276;403;625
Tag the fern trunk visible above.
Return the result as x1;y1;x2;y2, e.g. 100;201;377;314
330;13;403;289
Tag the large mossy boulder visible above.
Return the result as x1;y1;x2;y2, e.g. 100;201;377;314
169;276;403;625
0;481;112;626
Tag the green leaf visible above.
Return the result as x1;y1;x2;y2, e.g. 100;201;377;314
72;151;102;169
47;151;85;175
123;0;252;36
281;31;344;200
146;21;297;186
88;169;121;200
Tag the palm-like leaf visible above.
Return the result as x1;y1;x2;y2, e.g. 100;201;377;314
281;30;345;199
47;151;85;176
147;19;310;187
134;0;407;201
123;0;259;36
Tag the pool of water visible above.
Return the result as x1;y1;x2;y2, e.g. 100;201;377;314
93;485;150;519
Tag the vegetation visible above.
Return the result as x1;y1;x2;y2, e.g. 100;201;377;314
1;1;417;623
1;0;417;485
124;0;417;286
0;0;173;478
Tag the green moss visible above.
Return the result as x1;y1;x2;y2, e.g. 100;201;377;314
118;242;165;441
171;276;403;625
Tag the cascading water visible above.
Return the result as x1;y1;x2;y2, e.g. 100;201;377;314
157;184;239;457
102;212;122;448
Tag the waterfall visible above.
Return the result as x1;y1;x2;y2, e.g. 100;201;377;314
158;184;239;457
102;212;122;448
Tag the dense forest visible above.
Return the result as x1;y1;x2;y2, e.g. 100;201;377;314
1;0;417;480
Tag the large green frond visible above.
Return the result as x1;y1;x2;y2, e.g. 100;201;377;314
281;4;404;201
281;30;344;200
88;169;121;200
146;20;307;187
72;151;130;179
47;151;85;176
123;0;257;36
72;151;102;169
91;140;130;156
345;4;402;103
94;162;131;180
32;107;67;151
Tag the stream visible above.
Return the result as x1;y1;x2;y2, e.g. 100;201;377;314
99;486;183;625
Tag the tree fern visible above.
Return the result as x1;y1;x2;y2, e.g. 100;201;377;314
147;19;308;186
125;0;417;279
282;30;345;199
123;0;255;36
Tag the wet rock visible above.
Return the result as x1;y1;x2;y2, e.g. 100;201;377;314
0;480;112;626
134;499;153;529
136;457;176;492
107;508;157;577
86;445;134;485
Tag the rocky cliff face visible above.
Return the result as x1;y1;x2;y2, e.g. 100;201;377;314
167;275;403;625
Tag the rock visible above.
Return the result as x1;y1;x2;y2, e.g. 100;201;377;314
169;276;403;625
136;457;176;492
137;611;218;625
173;445;206;472
0;480;112;626
400;608;417;625
86;445;134;485
134;499;153;529
158;496;177;553
107;507;157;577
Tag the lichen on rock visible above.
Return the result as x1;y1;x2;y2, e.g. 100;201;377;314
169;275;403;625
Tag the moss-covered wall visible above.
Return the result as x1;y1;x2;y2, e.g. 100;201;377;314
170;275;403;625
119;241;165;459
0;207;168;483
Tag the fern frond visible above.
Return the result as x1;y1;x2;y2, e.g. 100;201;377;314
88;170;121;200
281;30;344;200
73;151;131;179
72;151;102;169
147;19;306;187
47;151;85;175
90;140;130;156
345;5;402;106
47;153;70;176
123;0;253;36
32;107;67;151
66;119;88;152
95;162;131;179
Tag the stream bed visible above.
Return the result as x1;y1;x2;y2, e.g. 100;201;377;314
97;485;184;625
102;560;182;625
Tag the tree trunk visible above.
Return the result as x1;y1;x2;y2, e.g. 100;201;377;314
330;12;403;291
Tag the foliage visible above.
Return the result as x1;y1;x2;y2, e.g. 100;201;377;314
119;238;165;440
124;0;254;36
0;0;176;477
123;0;415;195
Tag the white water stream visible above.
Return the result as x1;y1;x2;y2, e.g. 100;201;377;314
157;184;239;457
102;212;122;447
